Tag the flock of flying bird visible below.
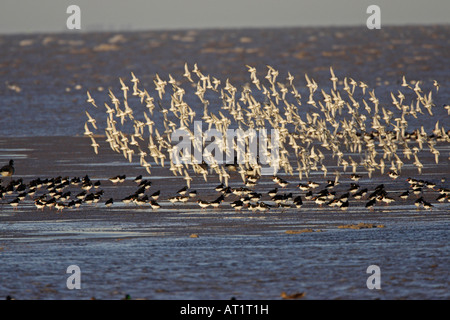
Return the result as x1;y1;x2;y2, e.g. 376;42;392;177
80;63;450;212
1;63;449;213
84;63;449;180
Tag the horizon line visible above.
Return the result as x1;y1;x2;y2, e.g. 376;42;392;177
1;22;448;36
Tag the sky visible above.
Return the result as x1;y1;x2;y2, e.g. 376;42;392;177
0;0;449;34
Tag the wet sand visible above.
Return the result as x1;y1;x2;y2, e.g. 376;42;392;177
0;136;449;300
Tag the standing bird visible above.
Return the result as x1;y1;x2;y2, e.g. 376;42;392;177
1;160;14;178
9;197;20;210
105;198;114;207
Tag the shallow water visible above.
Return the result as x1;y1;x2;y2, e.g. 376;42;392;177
0;26;449;137
0;25;449;300
0;140;448;300
1;213;448;300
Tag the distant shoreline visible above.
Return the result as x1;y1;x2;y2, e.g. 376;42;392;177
0;23;449;37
